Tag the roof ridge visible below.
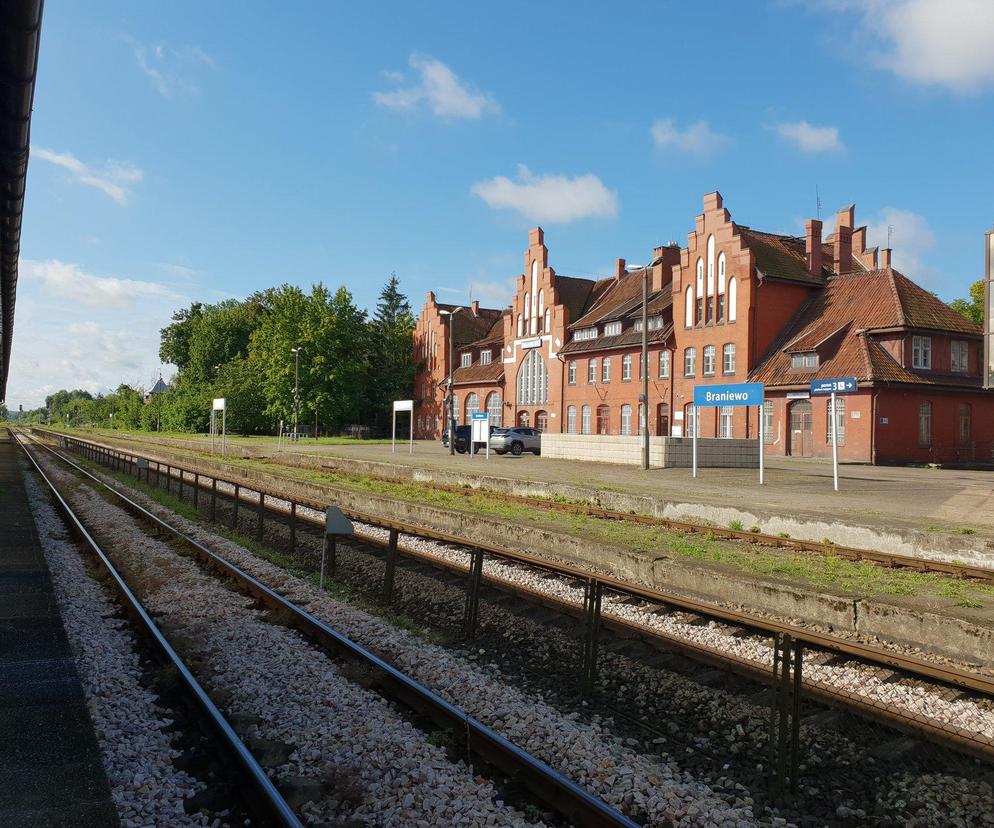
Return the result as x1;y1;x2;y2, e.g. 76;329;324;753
885;268;907;327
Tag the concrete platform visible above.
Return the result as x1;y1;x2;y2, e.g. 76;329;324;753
0;434;117;827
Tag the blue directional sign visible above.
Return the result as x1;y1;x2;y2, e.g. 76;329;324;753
810;377;857;396
693;382;764;408
471;412;488;420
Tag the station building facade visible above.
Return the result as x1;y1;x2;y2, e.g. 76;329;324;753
413;192;994;464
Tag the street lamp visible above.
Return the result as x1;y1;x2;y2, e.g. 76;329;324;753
627;255;666;470
438;307;464;455
290;347;302;440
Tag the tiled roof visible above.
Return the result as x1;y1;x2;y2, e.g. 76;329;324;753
559;322;674;356
553;275;602;322
452;360;504;386
738;227;827;286
462;313;507;349
451;307;503;348
570;272;645;329
751;268;983;389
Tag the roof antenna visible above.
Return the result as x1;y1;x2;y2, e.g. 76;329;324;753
815;185;822;220
887;224;894;249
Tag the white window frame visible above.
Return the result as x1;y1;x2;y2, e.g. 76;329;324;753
604;321;622;336
567;405;577;434
718;405;733;438
684;347;696;377
951;339;968;373
620;404;633;436
602;357;611;383
575;327;598;341
588;359;597;384
581;405;592;435
568;360;577;384
826;397;846;446
703;344;716;376
460;352;472;368
480;350;492;365
912;335;932;369
722;343;736;374
622;353;632;381
659;349;670;379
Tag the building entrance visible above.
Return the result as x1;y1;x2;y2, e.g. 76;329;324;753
788;399;813;457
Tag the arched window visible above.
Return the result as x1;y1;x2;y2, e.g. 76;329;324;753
918;401;932;447
686;403;699;437
719;405;733;438
581;405;592;435
621;404;633;435
523;292;530;323
827;396;845;445
567;405;577;434
518;410;530;427
486;392;502;427
516;349;548;405
465;392;479;421
535;410;549;432
685;286;693;328
706;235;716;322
695;259;704;325
544;308;551;334
717;252;727;323
728;278;737;322
538;290;544;318
517;314;523;337
596;404;610;434
530;261;539;335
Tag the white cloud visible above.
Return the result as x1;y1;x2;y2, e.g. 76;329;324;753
123;35;214;98
471;165;618;224
864;208;937;280
156;262;198;280
809;0;994;91
650;118;729;154
373;54;499;119
6;260;187;408
468;277;516;306
775;120;844;153
20;259;178;309
33;147;143;205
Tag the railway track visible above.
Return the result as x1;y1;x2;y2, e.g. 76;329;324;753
73;428;994;585
27;431;994;766
15;429;641;828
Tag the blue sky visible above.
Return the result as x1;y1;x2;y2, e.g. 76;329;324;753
9;0;994;408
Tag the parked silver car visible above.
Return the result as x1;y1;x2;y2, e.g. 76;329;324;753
489;427;542;456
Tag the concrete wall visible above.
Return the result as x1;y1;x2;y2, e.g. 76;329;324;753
541;432;759;468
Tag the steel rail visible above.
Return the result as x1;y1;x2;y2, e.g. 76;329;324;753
12;431;303;828
35;430;994;762
34;428;994;697
19;431;638;828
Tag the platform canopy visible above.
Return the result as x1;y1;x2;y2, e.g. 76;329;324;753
0;1;44;401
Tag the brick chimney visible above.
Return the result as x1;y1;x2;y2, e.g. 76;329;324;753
833;205;854;274
471;300;479;316
805;219;823;277
614;258;626;280
880;248;892;268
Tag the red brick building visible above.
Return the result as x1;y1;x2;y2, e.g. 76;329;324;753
413;193;993;464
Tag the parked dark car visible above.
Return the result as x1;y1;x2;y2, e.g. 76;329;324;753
489;427;542;456
443;424;497;453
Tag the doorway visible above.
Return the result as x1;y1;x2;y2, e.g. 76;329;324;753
788;399;813;457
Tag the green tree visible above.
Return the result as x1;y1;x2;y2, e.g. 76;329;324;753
368;273;416;428
215;357;269;433
949;279;984;326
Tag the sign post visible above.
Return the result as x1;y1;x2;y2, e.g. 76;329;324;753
692;382;765;483
392;400;414;454
322;506;354;588
212;398;226;457
470;412;490;459
810;377;857;492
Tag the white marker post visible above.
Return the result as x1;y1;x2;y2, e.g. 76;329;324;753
692;412;697;478
759;402;765;486
213;398;226;457
392;400;414;454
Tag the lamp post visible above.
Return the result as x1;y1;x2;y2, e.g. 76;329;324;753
438;307;463;455
628;255;665;470
290;347;302;440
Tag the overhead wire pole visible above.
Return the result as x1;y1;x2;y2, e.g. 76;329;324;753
290;346;301;440
627;255;665;471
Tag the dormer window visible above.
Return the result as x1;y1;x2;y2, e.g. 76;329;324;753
574;327;598;341
791;352;818;370
604;321;622;336
634;316;663;332
912;335;931;369
480;350;492;365
460;353;472;368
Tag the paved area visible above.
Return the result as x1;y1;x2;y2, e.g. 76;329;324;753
0;435;117;826
291;440;994;538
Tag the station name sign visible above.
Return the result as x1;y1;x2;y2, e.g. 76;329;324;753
809;377;857;396
693;382;764;407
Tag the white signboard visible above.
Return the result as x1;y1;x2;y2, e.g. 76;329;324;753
393;399;414;412
470;412;490;459
519;337;542;350
391;399;414;454
213;397;226;411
